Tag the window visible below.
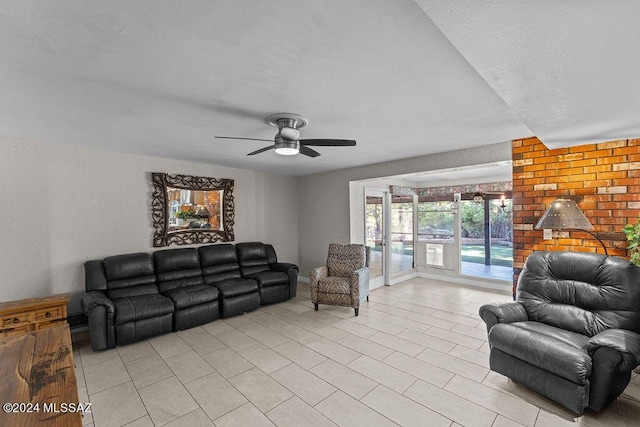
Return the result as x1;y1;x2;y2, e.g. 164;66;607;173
418;200;454;242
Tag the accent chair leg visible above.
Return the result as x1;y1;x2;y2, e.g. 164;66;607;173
314;303;318;311
354;307;359;316
366;295;369;302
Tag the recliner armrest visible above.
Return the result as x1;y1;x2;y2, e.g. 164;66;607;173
352;266;370;303
270;262;299;298
81;291;115;316
270;262;298;274
479;302;528;332
352;266;369;286
585;329;640;372
81;291;116;351
310;266;328;287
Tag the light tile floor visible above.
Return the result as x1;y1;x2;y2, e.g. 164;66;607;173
72;278;640;427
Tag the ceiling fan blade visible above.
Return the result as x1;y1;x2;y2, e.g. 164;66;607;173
247;145;275;156
299;146;321;158
300;139;356;147
215;136;274;142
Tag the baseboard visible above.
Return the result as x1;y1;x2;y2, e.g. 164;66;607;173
298;276;310;284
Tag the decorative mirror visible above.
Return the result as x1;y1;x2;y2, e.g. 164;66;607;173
152;173;235;247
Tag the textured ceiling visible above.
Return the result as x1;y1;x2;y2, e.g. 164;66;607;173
1;1;637;176
418;0;640;149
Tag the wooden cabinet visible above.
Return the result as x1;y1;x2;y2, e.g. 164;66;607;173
0;293;70;337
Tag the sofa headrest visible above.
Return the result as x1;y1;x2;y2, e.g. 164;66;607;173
103;252;154;281
154;248;200;273
199;244;238;266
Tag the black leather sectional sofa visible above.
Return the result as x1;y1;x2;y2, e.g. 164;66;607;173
81;242;298;351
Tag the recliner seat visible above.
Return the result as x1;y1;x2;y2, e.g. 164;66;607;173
82;253;174;350
480;251;640;414
236;242;299;304
200;244;260;317
154;248;220;331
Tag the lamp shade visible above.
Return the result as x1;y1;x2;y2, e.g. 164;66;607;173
195;206;210;218
535;198;594;230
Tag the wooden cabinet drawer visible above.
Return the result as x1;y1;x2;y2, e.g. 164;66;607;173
1;324;34;337
33;306;64;322
1;313;30;328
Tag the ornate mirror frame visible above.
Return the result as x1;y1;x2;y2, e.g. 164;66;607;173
152;172;235;247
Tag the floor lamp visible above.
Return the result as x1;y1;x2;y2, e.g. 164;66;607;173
535;198;608;255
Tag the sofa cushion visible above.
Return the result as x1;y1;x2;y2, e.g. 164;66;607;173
319;277;351;294
113;294;174;325
163;284;219;310
490;321;592;385
244;271;289;288
216;279;259;298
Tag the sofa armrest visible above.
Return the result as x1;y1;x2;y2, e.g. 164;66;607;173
81;291;116;351
479;302;528;333
352;266;370;305
585;329;640;372
270;262;298;274
82;291;115;316
270;262;299;297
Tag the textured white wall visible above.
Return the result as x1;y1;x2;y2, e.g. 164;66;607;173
0;136;298;314
297;142;512;276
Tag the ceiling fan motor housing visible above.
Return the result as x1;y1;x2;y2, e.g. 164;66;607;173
267;113;307;141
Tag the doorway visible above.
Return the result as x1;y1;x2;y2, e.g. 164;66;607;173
460;195;513;281
365;189;387;288
365;189;416;287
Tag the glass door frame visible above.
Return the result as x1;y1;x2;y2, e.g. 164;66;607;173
364;188;390;288
389;193;417;282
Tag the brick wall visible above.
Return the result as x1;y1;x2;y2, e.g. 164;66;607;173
512;137;640;294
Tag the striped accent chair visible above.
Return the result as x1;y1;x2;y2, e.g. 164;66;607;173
310;243;370;316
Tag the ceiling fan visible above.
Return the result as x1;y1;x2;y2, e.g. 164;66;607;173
215;113;356;158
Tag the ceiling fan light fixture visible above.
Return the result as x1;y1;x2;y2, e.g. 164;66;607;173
274;140;299;155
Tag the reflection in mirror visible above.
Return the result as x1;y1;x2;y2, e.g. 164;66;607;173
167;188;224;231
152;173;234;247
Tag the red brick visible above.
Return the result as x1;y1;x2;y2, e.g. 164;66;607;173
583;180;611;188
614;146;640;156
570;144;598;153
597;156;628;165
557;182;584;190
613;194;640;201
614;178;640;186
557;167;584;176
585;149;612;159
584;165;612;174
569;173;596;182
513;145;533;154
